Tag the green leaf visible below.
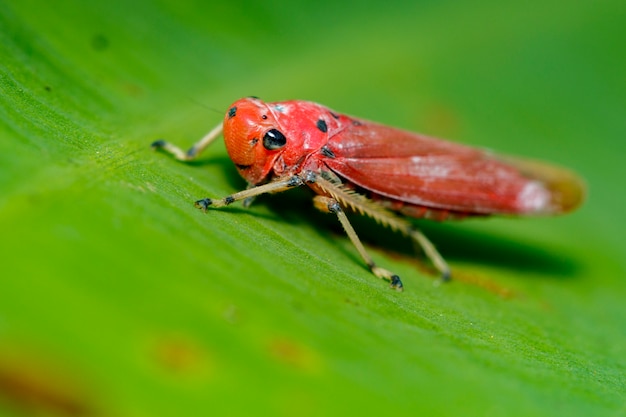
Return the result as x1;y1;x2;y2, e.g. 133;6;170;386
1;0;625;416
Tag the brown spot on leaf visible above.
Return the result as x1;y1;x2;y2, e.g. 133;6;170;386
0;350;95;416
451;270;517;299
121;83;143;97
267;338;323;373
151;334;212;378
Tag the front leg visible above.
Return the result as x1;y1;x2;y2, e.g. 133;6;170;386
195;175;305;210
152;123;223;161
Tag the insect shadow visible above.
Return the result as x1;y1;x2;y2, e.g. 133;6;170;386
193;156;582;280
415;222;581;279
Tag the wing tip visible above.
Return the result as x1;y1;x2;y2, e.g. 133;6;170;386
543;170;586;214
519;163;586;215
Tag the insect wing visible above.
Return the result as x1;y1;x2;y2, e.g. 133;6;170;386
323;120;584;215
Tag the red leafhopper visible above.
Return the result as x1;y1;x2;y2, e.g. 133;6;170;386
153;97;584;291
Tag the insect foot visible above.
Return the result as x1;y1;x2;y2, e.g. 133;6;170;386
194;198;213;211
370;264;404;292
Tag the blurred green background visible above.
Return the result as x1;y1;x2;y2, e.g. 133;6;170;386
1;0;625;416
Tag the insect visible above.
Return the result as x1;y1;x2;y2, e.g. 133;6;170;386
152;97;584;291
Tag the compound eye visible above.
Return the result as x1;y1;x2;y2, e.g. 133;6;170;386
262;129;286;150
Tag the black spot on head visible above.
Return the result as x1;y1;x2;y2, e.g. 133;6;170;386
316;119;328;133
352;120;362;126
250;138;259;145
228;107;237;118
330;112;340;120
261;114;268;120
263;129;287;150
235;164;252;170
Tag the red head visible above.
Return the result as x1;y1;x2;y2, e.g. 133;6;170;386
222;97;338;184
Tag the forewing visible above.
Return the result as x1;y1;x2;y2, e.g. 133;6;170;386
324;120;583;215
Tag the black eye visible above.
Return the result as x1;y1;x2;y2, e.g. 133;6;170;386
263;129;286;150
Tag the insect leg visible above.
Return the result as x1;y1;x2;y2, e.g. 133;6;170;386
313;172;451;281
195;175;305;210
152;123;224;161
407;228;451;282
313;195;404;291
